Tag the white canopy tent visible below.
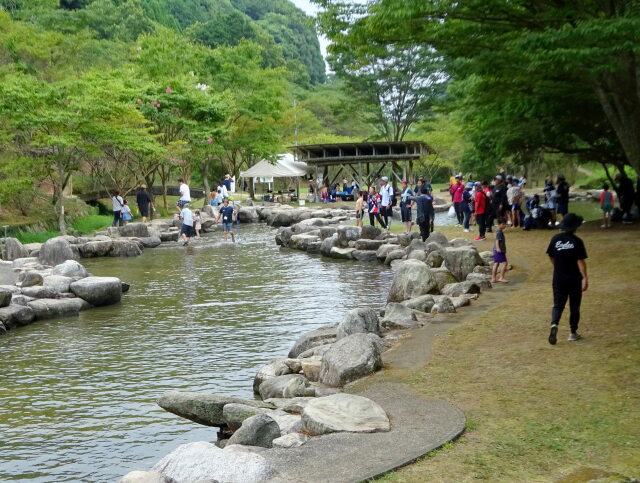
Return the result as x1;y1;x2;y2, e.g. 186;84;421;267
240;154;309;199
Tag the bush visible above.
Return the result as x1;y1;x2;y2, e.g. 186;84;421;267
72;215;113;234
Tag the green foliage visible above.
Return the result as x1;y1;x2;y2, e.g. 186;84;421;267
15;230;60;244
71;214;112;233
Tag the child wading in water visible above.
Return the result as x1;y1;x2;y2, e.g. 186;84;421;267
216;199;236;242
600;184;615;228
491;217;509;283
355;191;364;227
194;210;202;237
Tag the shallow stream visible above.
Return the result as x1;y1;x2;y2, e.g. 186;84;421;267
0;224;393;482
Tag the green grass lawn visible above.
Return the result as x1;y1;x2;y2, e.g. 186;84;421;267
374;222;640;482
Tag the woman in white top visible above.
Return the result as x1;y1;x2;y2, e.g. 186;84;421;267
111;191;124;227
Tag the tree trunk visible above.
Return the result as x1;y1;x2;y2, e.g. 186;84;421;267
55;182;66;235
202;158;210;208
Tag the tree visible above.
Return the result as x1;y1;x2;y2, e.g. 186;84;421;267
315;0;640;175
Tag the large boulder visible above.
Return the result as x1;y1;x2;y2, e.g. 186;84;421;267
137;236;162;249
376;243;400;261
319;333;383;387
433;268;459;291
381;302;420;329
238;206;259;223
222;403;272;431
226;414;281;448
360;225;382;240
0;288;12;308
258;374;315;400
400;294;435;313
466;272;493;290
272;432;309;449
288;326;337;358
301;393;390;435
426;231;450;247
275;227;293;247
336;225;362;248
253;358;301;394
431;296;456;314
336;307;380;339
119;471;176;483
0;304;34;329
51;260;89;279
38;237;78;266
441;281;481;297
479;251;493;266
319;234;339;257
408;250;427;262
319;226;338;240
70;277;122;306
407;239;427;254
4;238;29;261
27;298;90;319
17;271;43;288
12;257;38;269
151;441;273;483
352;250;378;262
387;259;438;303
426;250;445;268
384;249;406;266
444;247;484;281
157;391;273;427
110;239;143;257
268;211;295;227
120;223;149;238
20;286;59;299
329;247;355;259
78;240;113;258
354;239;385;251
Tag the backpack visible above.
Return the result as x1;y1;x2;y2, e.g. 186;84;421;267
391;194;398;207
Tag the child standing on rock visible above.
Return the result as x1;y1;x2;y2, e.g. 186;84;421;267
491;217;509;283
355;191;364;227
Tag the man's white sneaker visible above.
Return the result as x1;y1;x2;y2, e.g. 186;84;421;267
464;229;470;233
568;333;582;341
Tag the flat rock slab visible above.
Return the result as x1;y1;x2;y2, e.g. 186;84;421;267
263;383;465;483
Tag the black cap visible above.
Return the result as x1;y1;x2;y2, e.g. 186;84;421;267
559;213;583;231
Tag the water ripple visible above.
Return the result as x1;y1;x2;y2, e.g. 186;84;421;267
0;224;392;482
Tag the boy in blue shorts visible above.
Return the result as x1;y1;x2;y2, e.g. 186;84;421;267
216;199;236;242
179;202;193;246
491;217;509;283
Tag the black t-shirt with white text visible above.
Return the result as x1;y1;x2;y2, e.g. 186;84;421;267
546;233;587;285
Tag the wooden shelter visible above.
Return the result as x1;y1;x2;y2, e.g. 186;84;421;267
289;141;430;191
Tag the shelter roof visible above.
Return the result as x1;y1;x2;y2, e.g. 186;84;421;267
289;141;430;166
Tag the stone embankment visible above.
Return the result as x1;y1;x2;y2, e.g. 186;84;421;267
121;228;485;483
0;258;126;334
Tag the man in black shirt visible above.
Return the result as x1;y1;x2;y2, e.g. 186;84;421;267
546;213;588;344
487;175;507;233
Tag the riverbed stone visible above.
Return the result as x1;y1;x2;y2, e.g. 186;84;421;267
444;247;484;281
431;296;456;314
408;250;427;262
268;211;295;227
110;239;143;257
288;326;337;358
272;432;309;449
407;239;427;254
137;236;162;249
226;414;281;448
27;298;90;319
258;374;315;400
441;281;481;297
336;307;380;339
265;397;316;414
17;271;43;288
20;286;60;299
0;304;34;329
360;225;382;240
275;226;293;247
11;257;38;269
354;239;384;251
160;230;180;243
384;249;406;265
51;260;89;278
157;391;274;427
289;234;320;251
238;206;259;223
300;357;322;382
5;238;29;261
297;343;333;359
23;243;42;255
400;294;436;313
70;276;122;306
119;223;149;238
432;268;459;291
426;231;449;247
336;226;362;248
319;234;338;257
301;393;390;436
466;272;493;290
119;470;176;483
78;240;113;258
253;358;300;394
426;250;445;268
222;403;270;431
319;226;338;240
381;302;420;329
387;259;438;303
375;243;399;261
479;250;493;266
319;333;383;387
152;441;273;483
330;247;355;259
0;288;11;307
38;237;78;266
351;250;378;262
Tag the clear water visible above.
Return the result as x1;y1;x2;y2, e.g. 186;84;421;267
0;224;393;482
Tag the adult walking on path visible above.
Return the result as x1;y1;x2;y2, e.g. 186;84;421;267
488;175;507;232
474;180;488;240
379;177;394;230
111;191;124;227
410;180;434;242
546;213;588;345
136;185;154;223
177;178;191;209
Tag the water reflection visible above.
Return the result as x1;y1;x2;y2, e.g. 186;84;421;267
0;224;392;482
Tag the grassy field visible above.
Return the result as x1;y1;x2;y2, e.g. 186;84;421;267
374;221;639;482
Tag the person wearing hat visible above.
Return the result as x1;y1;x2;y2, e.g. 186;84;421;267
399;180;414;233
379;176;394;229
546;213;588;344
